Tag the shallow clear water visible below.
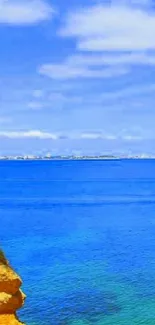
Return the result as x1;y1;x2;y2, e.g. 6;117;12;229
1;159;155;325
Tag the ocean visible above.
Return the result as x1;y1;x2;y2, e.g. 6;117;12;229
1;159;155;325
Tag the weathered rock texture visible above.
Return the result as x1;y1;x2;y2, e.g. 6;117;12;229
0;250;26;325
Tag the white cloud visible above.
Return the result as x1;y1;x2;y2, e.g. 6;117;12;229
59;4;155;51
79;132;144;141
80;133;103;140
32;89;44;99
122;134;143;140
67;53;155;67
39;62;128;79
0;130;58;139
99;83;155;101
41;52;155;80
0;117;11;124
118;0;152;8
27;93;84;109
80;133;117;140
78;37;154;51
28;102;44;109
0;130;147;141
39;51;155;80
48;93;84;104
0;0;54;25
39;2;155;80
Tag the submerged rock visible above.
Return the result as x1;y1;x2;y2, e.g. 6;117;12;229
0;249;26;325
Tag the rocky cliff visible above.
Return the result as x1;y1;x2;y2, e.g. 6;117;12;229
0;250;26;325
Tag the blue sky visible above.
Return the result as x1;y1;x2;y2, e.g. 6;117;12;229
0;0;155;155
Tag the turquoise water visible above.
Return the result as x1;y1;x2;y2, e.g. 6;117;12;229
1;160;155;324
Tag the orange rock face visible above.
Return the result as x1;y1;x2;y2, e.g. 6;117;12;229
0;250;26;325
0;289;26;314
0;314;24;325
0;264;22;295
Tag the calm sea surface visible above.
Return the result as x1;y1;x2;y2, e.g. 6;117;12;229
1;160;155;325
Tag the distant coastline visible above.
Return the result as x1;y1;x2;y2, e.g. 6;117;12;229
0;155;154;161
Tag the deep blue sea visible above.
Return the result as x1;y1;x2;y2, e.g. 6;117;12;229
1;159;155;325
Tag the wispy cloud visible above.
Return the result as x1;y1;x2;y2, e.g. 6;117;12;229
27;102;44;110
0;117;11;124
39;51;155;79
38;1;155;81
67;53;155;67
39;62;128;79
99;83;155;101
32;89;44;99
59;3;155;51
0;130;147;141
0;130;58;139
80;132;117;140
27;92;84;110
1;0;155;155
0;0;54;25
